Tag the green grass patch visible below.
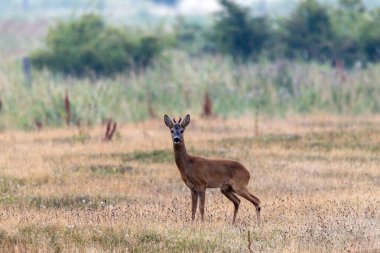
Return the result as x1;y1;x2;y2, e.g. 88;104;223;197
54;150;173;165
122;150;173;164
0;176;26;194
89;165;133;175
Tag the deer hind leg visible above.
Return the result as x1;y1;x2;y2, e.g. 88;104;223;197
233;187;261;224
198;190;206;222
221;184;240;224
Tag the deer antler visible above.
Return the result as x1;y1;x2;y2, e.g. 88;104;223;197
178;117;182;123
173;117;177;123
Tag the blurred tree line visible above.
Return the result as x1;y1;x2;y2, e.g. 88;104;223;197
31;0;380;76
31;14;161;76
206;0;380;66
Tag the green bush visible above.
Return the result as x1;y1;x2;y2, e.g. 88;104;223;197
329;0;368;66
174;20;213;56
360;9;380;62
283;0;334;62
212;0;272;60
31;14;162;76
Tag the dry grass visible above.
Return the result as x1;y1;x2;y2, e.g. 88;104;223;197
0;115;379;252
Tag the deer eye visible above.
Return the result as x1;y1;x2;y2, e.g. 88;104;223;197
180;130;184;133
171;130;174;133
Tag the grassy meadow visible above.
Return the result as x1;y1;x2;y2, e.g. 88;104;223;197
1;11;380;253
0;115;379;252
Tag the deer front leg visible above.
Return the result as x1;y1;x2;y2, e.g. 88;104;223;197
191;189;198;221
199;190;206;222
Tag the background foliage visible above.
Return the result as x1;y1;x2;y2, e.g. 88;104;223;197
29;0;380;76
1;0;380;129
30;14;161;76
211;0;380;65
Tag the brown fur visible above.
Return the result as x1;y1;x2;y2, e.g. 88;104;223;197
165;114;261;224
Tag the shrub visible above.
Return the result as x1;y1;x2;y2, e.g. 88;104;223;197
330;0;368;66
174;20;213;56
283;0;334;62
212;0;272;60
31;14;161;77
360;10;380;62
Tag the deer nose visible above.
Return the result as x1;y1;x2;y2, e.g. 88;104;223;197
173;137;181;143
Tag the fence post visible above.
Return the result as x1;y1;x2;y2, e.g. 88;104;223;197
22;56;32;86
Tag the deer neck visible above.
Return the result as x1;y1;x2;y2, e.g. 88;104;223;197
173;140;190;173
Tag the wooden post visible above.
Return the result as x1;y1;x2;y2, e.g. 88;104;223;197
202;90;213;118
22;56;32;86
104;119;117;141
64;89;71;127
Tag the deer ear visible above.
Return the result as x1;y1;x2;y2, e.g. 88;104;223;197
164;115;173;128
181;114;190;128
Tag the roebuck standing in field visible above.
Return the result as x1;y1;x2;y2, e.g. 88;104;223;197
164;114;261;224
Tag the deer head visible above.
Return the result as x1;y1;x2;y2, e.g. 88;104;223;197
164;114;190;144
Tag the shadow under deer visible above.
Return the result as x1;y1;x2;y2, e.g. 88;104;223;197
164;114;261;224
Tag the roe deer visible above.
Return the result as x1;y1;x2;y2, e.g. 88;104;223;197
164;114;261;224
